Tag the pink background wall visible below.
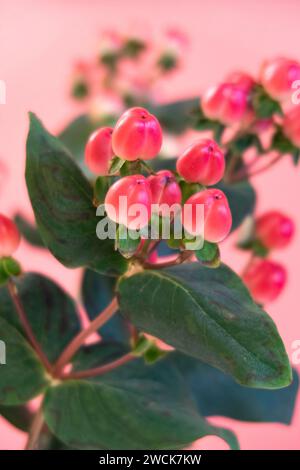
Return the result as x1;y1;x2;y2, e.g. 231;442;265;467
0;0;300;450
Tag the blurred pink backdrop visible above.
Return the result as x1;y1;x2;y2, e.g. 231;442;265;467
0;0;300;450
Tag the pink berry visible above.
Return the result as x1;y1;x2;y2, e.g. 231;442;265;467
148;170;182;216
112;107;163;161
283;106;300;147
0;214;21;258
183;189;232;242
260;57;300;100
85;127;114;175
226;71;255;92
104;175;152;230
176;139;225;185
201;83;249;125
243;258;286;304
256;211;295;249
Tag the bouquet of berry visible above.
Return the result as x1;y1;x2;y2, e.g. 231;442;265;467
0;46;299;450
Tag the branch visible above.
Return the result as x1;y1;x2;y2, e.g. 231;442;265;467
53;297;119;376
25;404;44;450
230;152;283;182
7;279;52;372
64;352;135;380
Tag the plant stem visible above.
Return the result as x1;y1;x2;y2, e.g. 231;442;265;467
25;404;44;450
64;352;135;380
53;297;119;376
7;279;52;372
230;152;283;182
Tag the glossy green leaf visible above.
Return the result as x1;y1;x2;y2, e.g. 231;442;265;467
43;343;238;450
195;241;220;268
0;404;32;432
25;113;127;276
0;317;48;405
0;273;80;362
217;180;256;231
81;269;130;344
117;263;291;389
167;352;299;424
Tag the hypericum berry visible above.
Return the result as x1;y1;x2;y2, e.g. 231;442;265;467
201;83;250;125
283;106;300;147
148;170;181;216
225;71;255;92
85;127;114;175
112;107;163;161
256;211;295;249
183;189;232;242
242;258;286;304
176;139;225;185
0;214;21;258
104;175;152;230
260;57;300;100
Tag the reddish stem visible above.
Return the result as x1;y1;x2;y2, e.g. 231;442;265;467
231;152;283;182
64;352;135;380
53;297;119;376
7;279;52;372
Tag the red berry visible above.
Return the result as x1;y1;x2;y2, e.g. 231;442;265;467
201;83;249;125
256;211;294;249
85;127;114;175
104;175;152;230
0;214;21;258
148;170;181;216
283;106;300;147
243;258;286;304
260;57;300;100
176;139;225;185
225;71;255;92
112;107;163;161
183;189;232;242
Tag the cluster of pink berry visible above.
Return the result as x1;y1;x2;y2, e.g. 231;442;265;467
242;211;294;304
71;28;188;114
201;57;300;149
85;107;232;244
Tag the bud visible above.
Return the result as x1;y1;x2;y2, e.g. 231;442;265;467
112;107;163;161
85;127;114;175
183;189;232;243
256;211;294;249
104;175;152;230
201;83;250;125
176;139;225;185
283;106;300;147
0;214;21;258
243;258;286;304
148;170;182;216
260;57;300;100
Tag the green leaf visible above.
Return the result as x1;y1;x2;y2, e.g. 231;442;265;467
195;241;220;268
0;404;32;431
93;177;109;205
271;128;300;165
81;269;130;344
231;133;264;154
0;317;48;405
217;179;256;231
43;343;238;450
25;113;127;276
0;258;22;285
251;85;282;118
167;352;299;424
109;156;126;175
117;263;291;389
0;273;81;362
14;214;45;248
149;98;199;134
